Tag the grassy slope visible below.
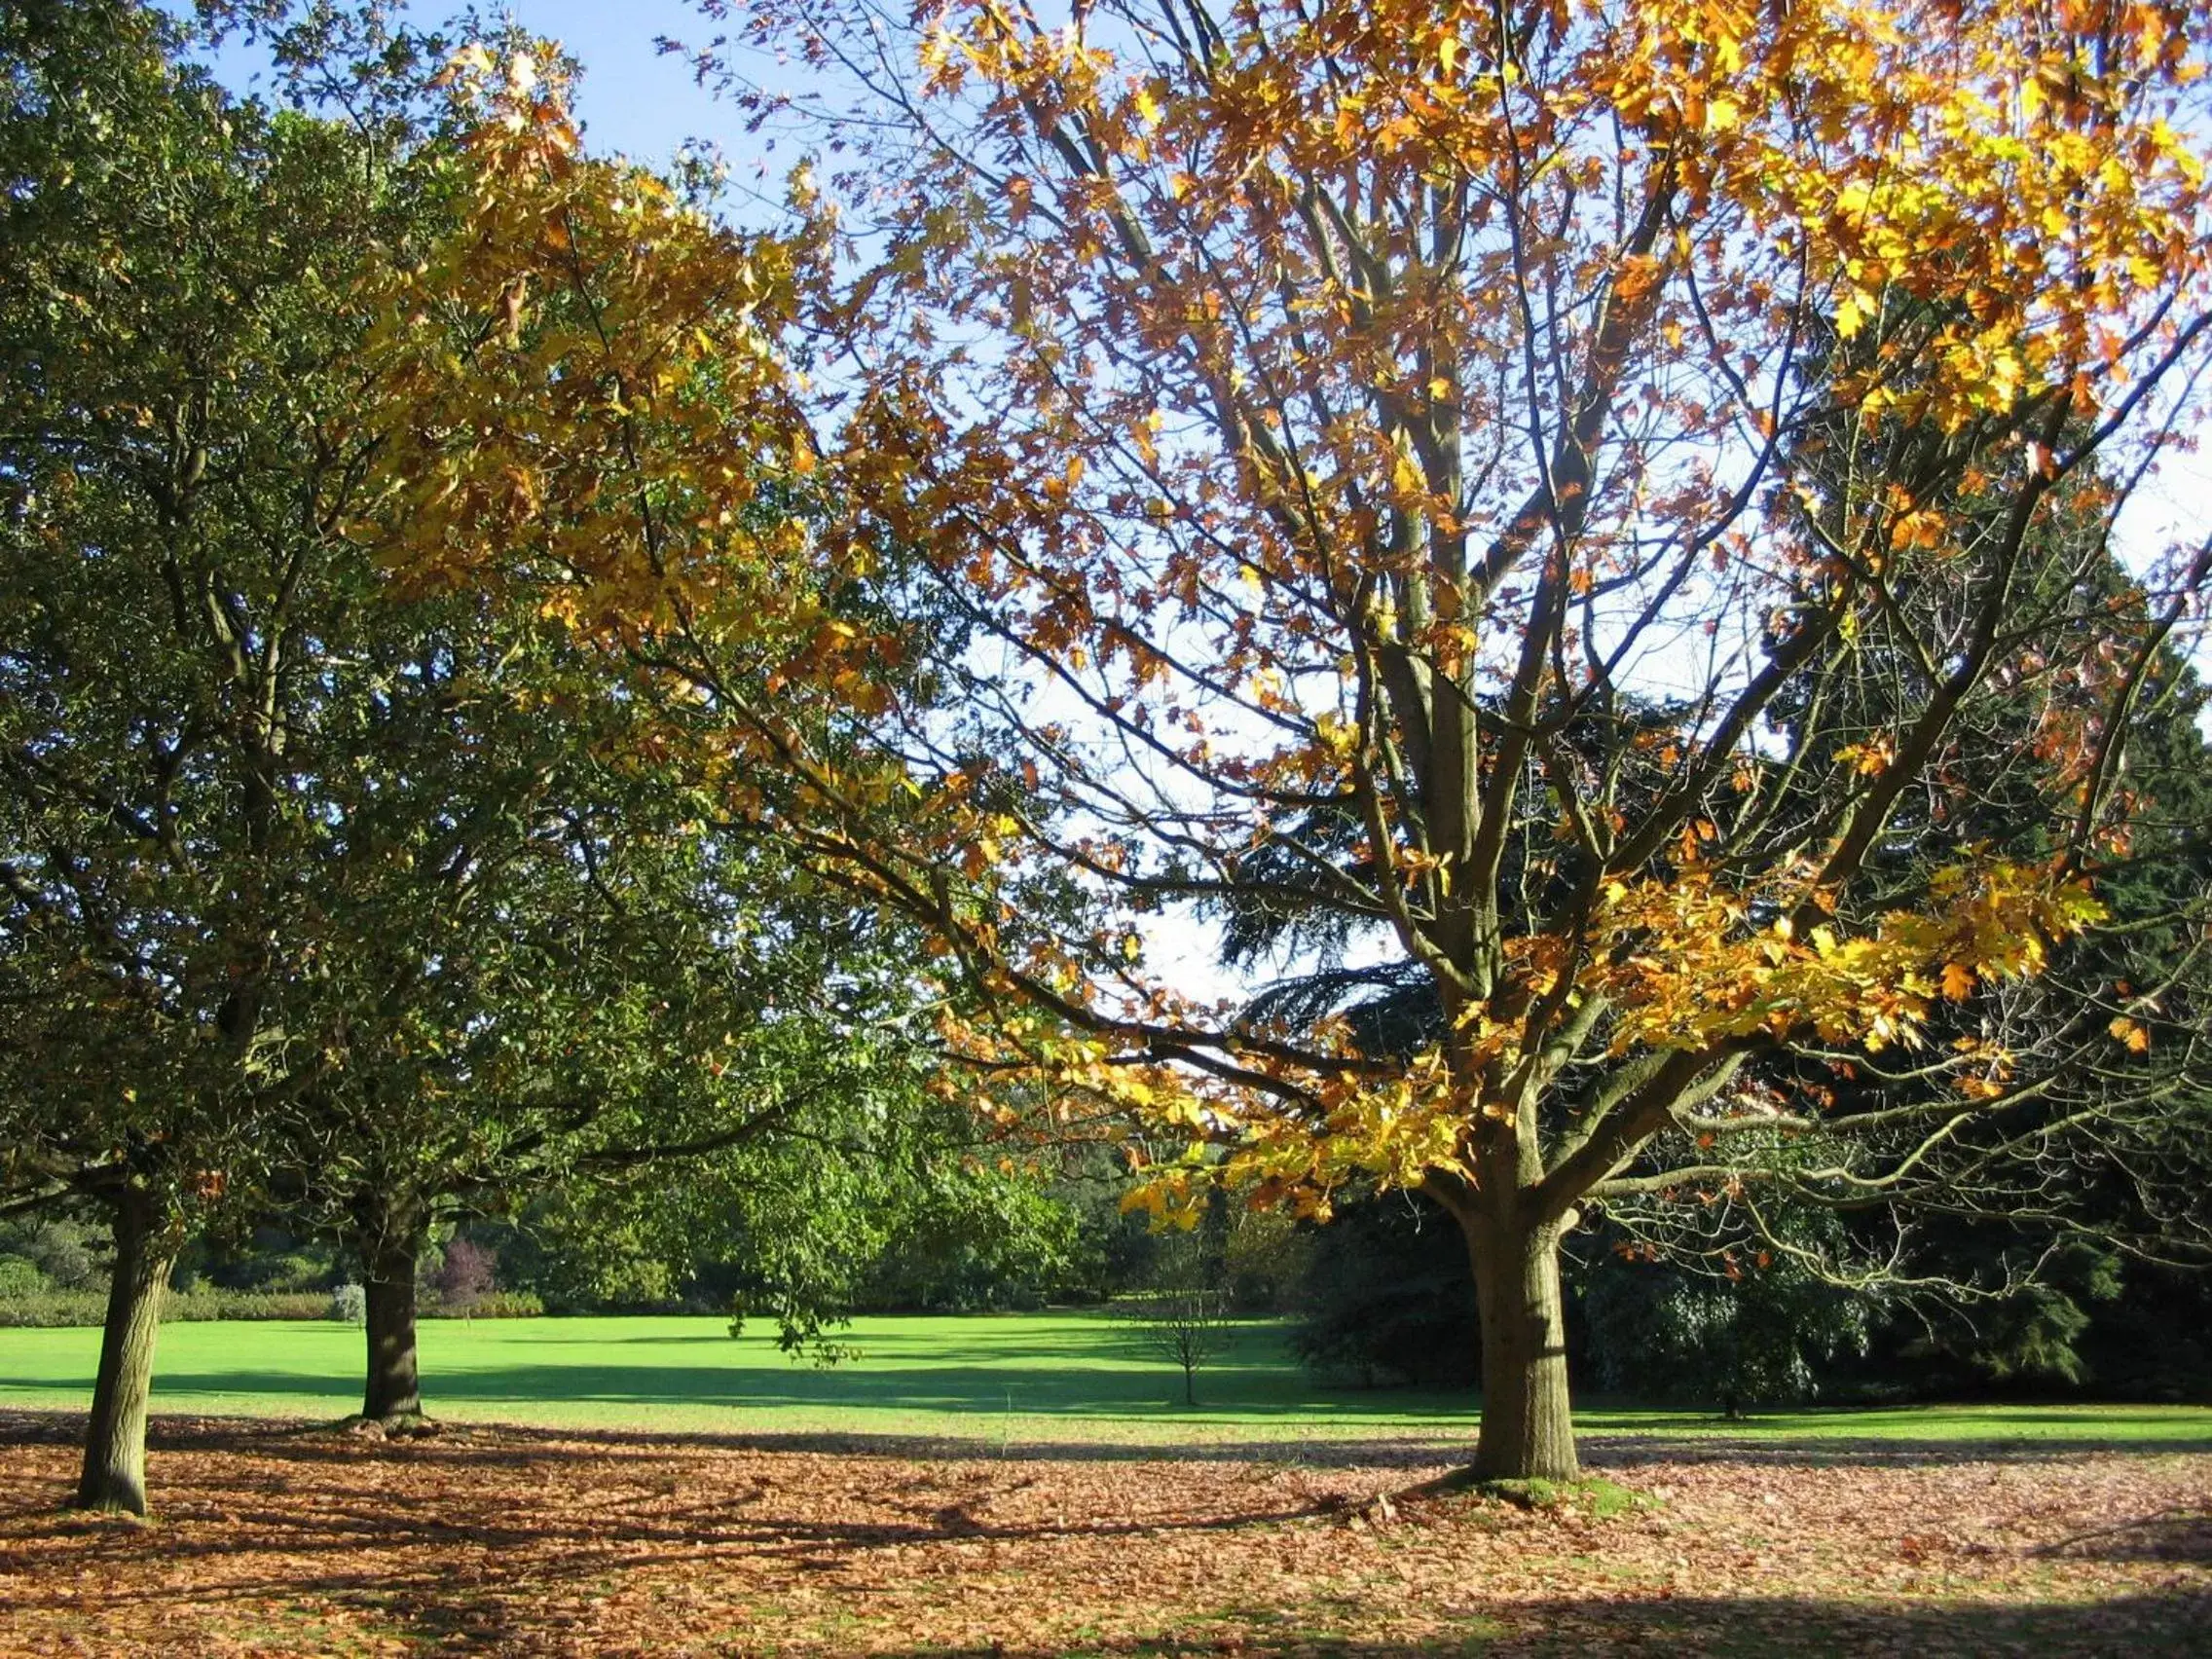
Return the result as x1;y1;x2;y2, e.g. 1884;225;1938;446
2;1310;2206;1451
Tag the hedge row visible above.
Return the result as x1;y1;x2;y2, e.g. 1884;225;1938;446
0;1288;544;1328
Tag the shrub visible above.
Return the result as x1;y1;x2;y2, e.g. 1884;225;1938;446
179;1290;337;1321
1292;1192;1478;1387
0;1219;103;1289
1580;1235;1870;1414
0;1283;532;1327
254;1252;338;1294
425;1289;540;1319
0;1255;47;1299
431;1238;498;1311
0;1291;104;1327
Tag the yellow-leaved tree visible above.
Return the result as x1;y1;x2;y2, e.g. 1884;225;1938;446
377;5;2212;1479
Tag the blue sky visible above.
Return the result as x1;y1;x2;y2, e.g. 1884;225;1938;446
204;1;761;166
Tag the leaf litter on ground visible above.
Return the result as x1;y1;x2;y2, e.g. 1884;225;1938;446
0;1411;2207;1655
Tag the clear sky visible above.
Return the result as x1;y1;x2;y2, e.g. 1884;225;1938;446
205;2;763;166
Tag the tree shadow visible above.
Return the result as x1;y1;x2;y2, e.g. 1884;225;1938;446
1581;1428;2212;1465
6;1414;2209;1659
845;1590;2212;1656
0;1418;1346;1654
13;1406;2212;1478
2035;1507;2212;1564
141;1357;1344;1407
227;1410;1470;1470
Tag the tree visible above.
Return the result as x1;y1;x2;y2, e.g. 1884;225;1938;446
246;579;896;1422
0;0;430;1509
299;31;1021;1416
1119;1226;1230;1406
2;0;999;1493
378;6;2212;1481
429;1237;498;1314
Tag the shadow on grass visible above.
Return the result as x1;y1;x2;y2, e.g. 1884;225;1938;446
1;1406;1473;1477
1581;1426;2212;1465
10;1404;2212;1475
73;1362;2212;1456
134;1358;1475;1425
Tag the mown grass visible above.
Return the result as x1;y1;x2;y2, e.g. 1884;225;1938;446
2;1310;2205;1452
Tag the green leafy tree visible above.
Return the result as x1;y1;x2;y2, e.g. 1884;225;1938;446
0;0;429;1510
1580;1213;1872;1415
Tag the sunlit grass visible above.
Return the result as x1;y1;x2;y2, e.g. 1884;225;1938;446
3;1311;2205;1452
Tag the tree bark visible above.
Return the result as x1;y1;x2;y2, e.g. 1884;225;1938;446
1465;1215;1580;1482
362;1231;423;1422
72;1185;175;1515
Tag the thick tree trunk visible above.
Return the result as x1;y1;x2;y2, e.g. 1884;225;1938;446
362;1232;423;1422
1466;1217;1579;1482
73;1186;175;1515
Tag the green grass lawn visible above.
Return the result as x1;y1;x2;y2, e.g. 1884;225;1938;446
3;1310;2206;1453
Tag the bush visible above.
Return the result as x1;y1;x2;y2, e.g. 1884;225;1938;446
1579;1227;1870;1414
431;1237;498;1311
174;1291;339;1321
252;1251;338;1294
0;1287;369;1327
0;1218;104;1290
424;1290;541;1319
329;1283;367;1325
0;1255;47;1299
0;1291;105;1327
1292;1191;1478;1387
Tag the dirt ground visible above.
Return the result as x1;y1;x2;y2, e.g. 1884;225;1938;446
1;1413;2207;1656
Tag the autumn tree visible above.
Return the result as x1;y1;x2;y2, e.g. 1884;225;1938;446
378;4;2212;1479
225;27;1024;1421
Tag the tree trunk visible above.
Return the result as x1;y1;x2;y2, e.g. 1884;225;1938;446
1465;1216;1579;1482
73;1185;175;1515
362;1232;423;1422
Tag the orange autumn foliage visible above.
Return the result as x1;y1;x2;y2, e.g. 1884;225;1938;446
367;3;2212;1478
